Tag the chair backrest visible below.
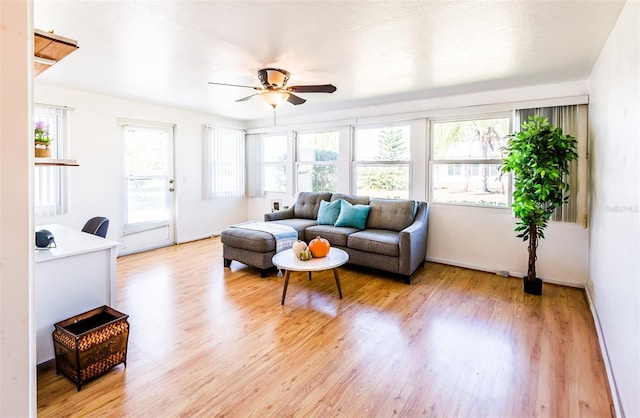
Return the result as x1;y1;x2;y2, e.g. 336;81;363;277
82;217;109;238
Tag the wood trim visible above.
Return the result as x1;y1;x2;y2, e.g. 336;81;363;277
34;29;78;76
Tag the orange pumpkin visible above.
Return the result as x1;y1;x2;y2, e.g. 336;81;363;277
308;236;330;258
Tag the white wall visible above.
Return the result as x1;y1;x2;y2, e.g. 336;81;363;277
34;84;248;248
428;205;588;284
588;1;640;416
247;81;591;286
0;1;35;416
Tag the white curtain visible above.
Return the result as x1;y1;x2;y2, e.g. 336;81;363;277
203;126;245;198
245;133;264;197
516;104;588;224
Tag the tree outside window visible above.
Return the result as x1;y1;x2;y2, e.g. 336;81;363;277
431;116;510;207
296;131;339;193
355;125;410;199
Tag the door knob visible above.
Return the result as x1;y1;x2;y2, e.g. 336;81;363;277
169;188;175;192
169;179;175;184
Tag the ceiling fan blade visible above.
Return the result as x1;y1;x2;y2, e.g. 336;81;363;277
208;81;261;90
287;84;337;94
286;93;307;105
235;93;259;102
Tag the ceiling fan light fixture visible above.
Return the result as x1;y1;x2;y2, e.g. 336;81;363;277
259;90;290;108
266;69;288;86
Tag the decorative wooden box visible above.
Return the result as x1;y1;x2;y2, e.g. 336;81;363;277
52;305;129;390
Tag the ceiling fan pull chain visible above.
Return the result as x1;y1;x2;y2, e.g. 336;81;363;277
273;106;277;126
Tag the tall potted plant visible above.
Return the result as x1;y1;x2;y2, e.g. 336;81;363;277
501;115;578;295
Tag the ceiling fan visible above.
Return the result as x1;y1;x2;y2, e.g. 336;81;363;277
209;68;337;109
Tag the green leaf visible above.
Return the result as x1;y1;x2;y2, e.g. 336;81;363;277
502;114;578;264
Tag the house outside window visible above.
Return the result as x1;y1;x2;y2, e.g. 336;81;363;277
296;130;339;193
430;115;511;207
34;104;69;216
354;124;411;199
263;134;288;193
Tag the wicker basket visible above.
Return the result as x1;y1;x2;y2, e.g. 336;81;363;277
52;305;129;391
35;141;51;158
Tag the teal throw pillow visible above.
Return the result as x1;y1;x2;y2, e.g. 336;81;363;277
334;200;371;230
317;199;342;225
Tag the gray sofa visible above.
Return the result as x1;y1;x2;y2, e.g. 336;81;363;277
222;192;429;283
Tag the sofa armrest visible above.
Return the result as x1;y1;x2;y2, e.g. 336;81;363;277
398;201;429;276
264;206;295;221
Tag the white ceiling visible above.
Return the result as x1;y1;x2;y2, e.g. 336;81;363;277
34;1;625;122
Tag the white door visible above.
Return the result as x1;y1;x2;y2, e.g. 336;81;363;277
120;123;175;255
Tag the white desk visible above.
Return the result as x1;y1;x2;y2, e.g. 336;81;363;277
35;224;119;364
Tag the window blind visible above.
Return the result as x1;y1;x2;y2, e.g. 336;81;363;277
515;104;588;224
203;126;245;198
34;104;68;216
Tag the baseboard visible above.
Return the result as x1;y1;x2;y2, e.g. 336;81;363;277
425;256;583;288
584;286;624;418
176;232;220;245
426;256;501;275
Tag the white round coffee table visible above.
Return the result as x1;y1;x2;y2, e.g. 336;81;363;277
272;247;349;305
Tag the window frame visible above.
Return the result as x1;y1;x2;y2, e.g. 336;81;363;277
34;103;69;216
122;123;175;234
428;112;513;209
262;132;290;194
352;122;412;199
294;128;341;194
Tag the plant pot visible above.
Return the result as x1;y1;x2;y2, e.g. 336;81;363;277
35;141;51;158
523;276;543;295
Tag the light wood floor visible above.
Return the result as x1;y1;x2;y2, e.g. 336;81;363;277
37;237;614;417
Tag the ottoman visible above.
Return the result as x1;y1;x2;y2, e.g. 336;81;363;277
221;227;277;276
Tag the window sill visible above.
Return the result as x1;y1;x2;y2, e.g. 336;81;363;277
35;158;79;167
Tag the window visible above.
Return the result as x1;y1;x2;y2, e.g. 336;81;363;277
124;125;174;228
296;131;339;193
430;115;511;207
354;125;410;199
263;134;288;193
204;126;245;198
34;104;68;216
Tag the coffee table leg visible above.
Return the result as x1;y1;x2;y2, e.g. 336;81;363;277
333;268;343;299
281;270;291;305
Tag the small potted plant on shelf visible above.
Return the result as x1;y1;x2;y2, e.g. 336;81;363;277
501;115;578;295
34;121;53;158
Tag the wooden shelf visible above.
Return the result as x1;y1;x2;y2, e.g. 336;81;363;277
34;29;79;76
35;158;79;167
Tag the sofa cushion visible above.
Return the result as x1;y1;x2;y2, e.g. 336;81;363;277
305;225;358;247
366;199;416;232
330;193;369;205
220;228;275;253
347;229;400;257
317;199;342;225
334;200;371;230
293;192;332;219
